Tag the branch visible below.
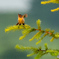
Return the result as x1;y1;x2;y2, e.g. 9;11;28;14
15;43;59;59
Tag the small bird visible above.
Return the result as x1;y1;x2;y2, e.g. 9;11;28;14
16;14;28;25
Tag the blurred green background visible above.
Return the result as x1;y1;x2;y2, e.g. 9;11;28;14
0;0;59;59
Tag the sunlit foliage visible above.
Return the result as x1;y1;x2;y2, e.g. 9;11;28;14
5;19;59;59
51;7;59;12
5;24;30;32
15;43;59;59
5;19;59;44
41;0;59;12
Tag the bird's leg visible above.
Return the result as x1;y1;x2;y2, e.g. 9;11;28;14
17;23;21;28
23;23;25;25
19;23;21;25
22;23;25;28
16;23;19;25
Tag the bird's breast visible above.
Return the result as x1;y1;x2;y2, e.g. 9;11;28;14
18;17;25;23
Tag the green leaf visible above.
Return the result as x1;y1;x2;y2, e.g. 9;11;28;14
5;24;30;32
35;31;44;39
27;53;35;57
29;31;43;41
50;37;54;42
44;43;48;50
50;52;58;56
35;53;41;59
45;28;50;32
55;33;59;38
19;28;36;40
36;33;48;45
15;45;31;50
36;19;41;29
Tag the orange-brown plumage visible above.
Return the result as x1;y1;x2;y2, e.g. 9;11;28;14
16;14;28;25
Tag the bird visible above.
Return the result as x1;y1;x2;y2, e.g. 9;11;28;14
16;14;28;25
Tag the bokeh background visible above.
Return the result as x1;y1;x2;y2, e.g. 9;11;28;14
0;0;59;59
